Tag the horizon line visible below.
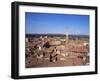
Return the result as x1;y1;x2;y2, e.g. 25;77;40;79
26;33;89;36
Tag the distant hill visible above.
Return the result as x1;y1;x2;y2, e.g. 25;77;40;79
26;34;89;39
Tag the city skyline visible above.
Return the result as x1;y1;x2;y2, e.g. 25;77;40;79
25;12;89;35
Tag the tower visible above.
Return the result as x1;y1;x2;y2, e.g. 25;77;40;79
66;32;69;44
65;32;69;56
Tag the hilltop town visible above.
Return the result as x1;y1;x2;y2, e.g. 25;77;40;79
25;33;89;68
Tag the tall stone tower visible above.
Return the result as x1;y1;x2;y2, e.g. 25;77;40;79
66;32;69;43
65;32;69;56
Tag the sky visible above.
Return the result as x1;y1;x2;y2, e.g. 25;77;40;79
25;12;89;35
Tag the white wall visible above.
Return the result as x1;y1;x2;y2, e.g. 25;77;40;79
0;0;99;81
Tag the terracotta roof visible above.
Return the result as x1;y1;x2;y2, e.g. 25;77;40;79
69;47;89;53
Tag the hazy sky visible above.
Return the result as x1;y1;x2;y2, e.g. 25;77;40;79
25;12;89;35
